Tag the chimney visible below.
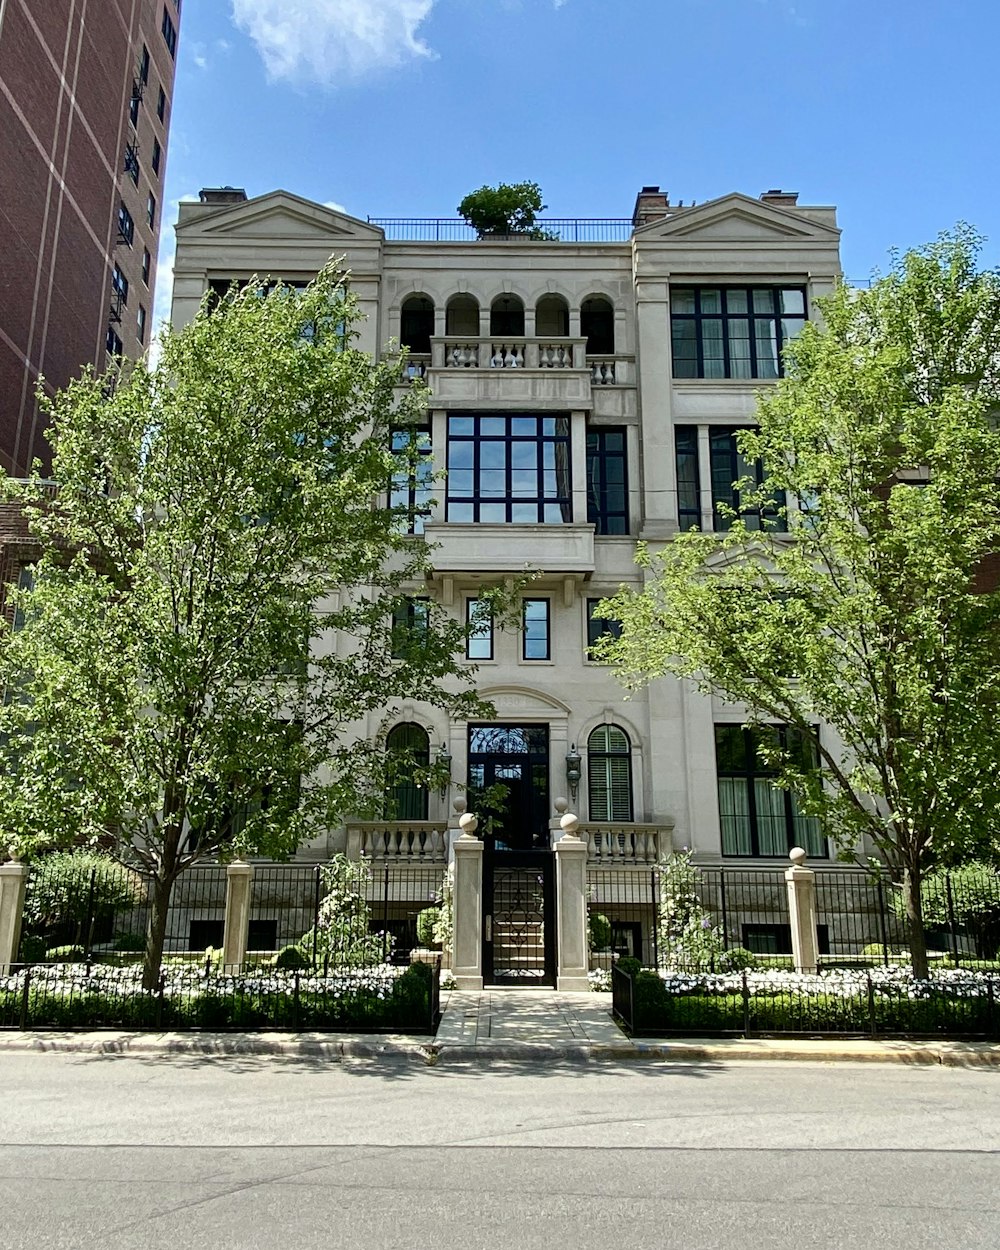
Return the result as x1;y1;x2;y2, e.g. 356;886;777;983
632;185;670;228
198;186;248;205
760;188;799;207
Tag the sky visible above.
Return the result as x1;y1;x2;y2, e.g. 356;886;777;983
156;0;1000;333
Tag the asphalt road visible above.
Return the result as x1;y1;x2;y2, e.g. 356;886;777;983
2;1053;999;1249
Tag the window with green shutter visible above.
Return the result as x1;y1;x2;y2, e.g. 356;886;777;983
587;725;633;821
386;723;430;820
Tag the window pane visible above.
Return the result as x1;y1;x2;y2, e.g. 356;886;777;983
719;778;752;855
753;289;776;314
754;781;788;855
754;321;779;378
780;289;805;314
671;289;696;314
700;289;721;314
726;290;748;313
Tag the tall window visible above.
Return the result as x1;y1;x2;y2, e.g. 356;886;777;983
137;305;147;344
400;295;434;355
588;725;633;821
446;414;571;524
141;248;151;286
386;723;430;820
146;191;156;228
156;86;166;121
715;725;825;858
106;327;123;357
586;427;628;534
710;428;786;532
161;7;177;57
390;423;433;534
522;598;550;660
675;426;700;530
151;137;162;177
390;597;430;659
466;598;493;660
586;599;622;651
671;286;806;379
581;296;614;355
117;203;134;246
111;264;129;306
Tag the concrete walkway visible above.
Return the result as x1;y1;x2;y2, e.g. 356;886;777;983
3;987;1000;1065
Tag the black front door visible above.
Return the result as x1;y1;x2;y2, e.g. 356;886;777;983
469;724;555;984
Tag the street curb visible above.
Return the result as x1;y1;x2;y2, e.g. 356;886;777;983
3;1031;1000;1066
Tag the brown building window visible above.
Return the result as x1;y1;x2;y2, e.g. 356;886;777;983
141;249;151;285
112;264;129;306
146;192;156;228
107;327;123;357
157;86;166;121
137;305;147;344
117;203;134;246
139;43;150;84
151;137;162;177
161;8;177;58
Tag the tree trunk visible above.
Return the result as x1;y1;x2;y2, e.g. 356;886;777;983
902;863;929;980
143;873;174;991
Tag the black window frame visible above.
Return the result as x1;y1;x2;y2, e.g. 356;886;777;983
146;190;156;228
465;597;494;660
106;326;123;357
161;7;177;57
128;92;140;127
586;598;622;652
709;426;787;533
521;597;550;660
675;425;701;530
586;426;629;535
137;304;147;344
446;413;571;525
139;43;150;84
111;264;129;306
117;203;134;246
587;724;634;822
390;422;433;535
670;285;807;380
715;724;826;859
390;596;430;660
151;137;162;177
156;86;166;121
141;248;151;286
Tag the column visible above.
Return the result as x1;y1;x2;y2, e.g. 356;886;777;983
222;860;254;969
451;812;484;990
785;847;819;974
554;812;590;991
0;859;29;972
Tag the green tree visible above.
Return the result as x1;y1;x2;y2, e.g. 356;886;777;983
596;228;1000;979
22;851;146;951
0;266;486;987
457;182;554;239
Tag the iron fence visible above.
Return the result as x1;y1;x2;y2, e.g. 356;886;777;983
369;217;634;243
587;866;658;971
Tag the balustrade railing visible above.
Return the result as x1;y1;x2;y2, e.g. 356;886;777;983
575;823;667;864
429;336;588;370
345;822;448;861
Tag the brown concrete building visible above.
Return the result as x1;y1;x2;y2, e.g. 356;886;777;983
0;0;180;478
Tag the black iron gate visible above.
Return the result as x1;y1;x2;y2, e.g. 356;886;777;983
483;848;556;986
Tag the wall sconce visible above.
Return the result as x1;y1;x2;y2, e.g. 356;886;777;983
437;742;452;799
565;744;581;802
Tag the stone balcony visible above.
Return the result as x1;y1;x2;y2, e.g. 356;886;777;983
346;821;448;861
423;522;595;577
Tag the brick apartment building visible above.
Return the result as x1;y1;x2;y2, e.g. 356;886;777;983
0;0;181;479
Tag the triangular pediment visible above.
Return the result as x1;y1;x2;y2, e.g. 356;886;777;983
636;193;839;243
180;190;384;243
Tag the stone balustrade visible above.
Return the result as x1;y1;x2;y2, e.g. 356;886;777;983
429;337;589;371
345;822;448;861
571;823;669;864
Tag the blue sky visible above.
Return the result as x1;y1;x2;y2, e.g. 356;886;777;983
157;0;1000;330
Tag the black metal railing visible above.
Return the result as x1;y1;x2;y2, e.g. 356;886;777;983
369;218;634;243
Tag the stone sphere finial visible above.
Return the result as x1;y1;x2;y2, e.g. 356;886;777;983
559;812;580;838
789;846;807;866
452;795;468;815
553;796;568;815
458;811;479;838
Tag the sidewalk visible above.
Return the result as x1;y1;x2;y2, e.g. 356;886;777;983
2;988;1000;1066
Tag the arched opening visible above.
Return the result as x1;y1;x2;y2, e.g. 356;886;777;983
400;295;434;354
490;294;525;338
386;723;430;820
581;296;615;355
445;294;480;336
535;294;569;337
587;724;633;821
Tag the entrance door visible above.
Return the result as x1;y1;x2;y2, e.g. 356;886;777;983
469;724;556;985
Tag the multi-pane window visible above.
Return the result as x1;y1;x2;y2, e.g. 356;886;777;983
141;248;151;285
386;723;430;820
151;137;162;176
466;598;493;660
161;7;177;57
390;597;430;659
128;92;140;127
671;287;807;379
117;203;134;246
390;424;433;534
675;426;700;530
522;598;550;660
124;140;139;184
146;191;156;228
588;725;633;822
710;428;786;532
586;427;628;534
715;724;826;858
139;44;150;84
586;599;622;651
11;565;34;632
446;414;571;524
106;327;123;357
111;264;129;305
137;305;147;344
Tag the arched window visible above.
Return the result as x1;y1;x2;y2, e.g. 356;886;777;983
535;294;569;337
386;723;430;820
400;295;434;354
446;294;480;336
490;294;524;337
588;725;633;821
581;296;614;355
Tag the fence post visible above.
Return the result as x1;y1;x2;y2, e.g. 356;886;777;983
785;848;819;974
0;858;29;972
945;872;960;964
554;812;590;991
876;876;890;964
451;811;484;990
222;860;254;969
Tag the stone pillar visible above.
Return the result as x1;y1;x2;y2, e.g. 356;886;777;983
554;812;590;991
222;860;254;969
785;847;819;974
451;812;484;990
0;859;29;972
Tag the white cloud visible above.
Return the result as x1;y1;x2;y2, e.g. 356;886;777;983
230;0;436;86
323;199;347;213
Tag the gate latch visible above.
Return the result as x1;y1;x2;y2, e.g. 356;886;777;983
485;914;492;942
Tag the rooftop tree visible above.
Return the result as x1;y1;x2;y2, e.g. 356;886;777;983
0;266;486;987
457;181;555;239
595;227;1000;978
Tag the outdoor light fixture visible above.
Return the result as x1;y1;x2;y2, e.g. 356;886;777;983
437;742;452;798
565;744;582;802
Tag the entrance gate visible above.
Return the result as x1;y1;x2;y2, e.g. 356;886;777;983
483;847;555;985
